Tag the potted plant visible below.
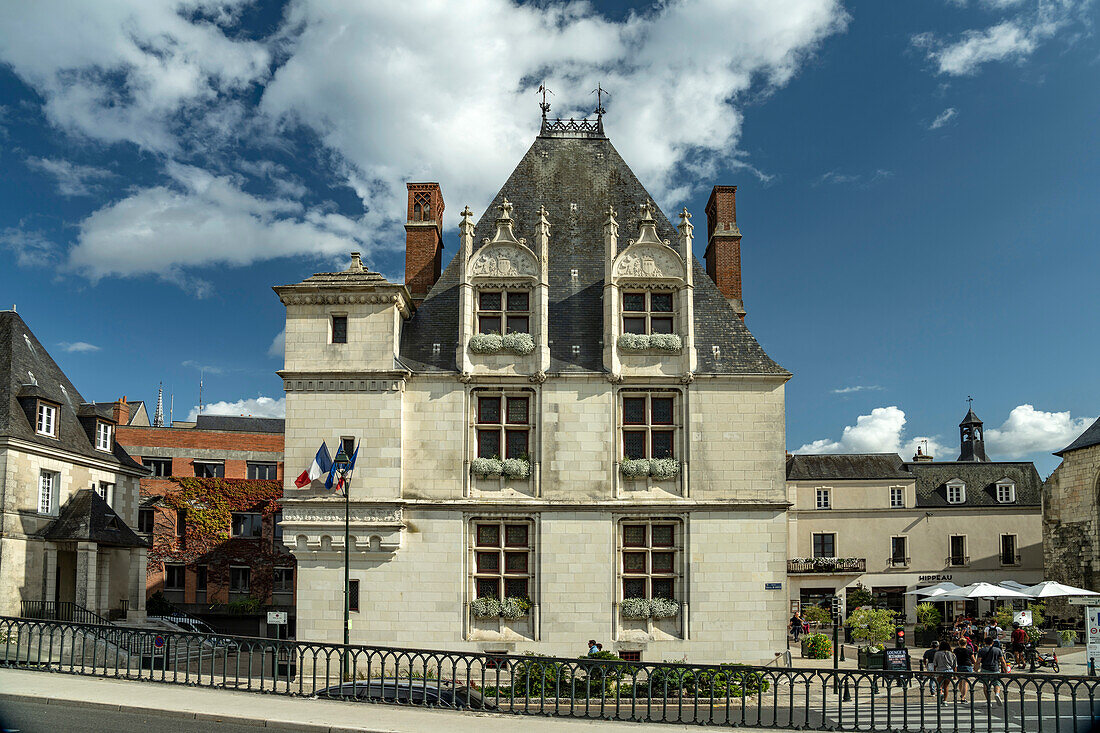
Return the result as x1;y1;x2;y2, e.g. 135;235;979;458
801;605;833;629
915;602;943;647
470;596;502;619
620;597;651;620
847;607;897;670
500;596;532;620
801;633;832;659
1059;629;1077;648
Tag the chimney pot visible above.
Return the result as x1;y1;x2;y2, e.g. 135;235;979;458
405;183;445;302
704;185;745;318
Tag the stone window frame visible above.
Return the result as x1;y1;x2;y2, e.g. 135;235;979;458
815;487;832;510
999;534;1020;566
619;388;679;461
619;518;681;601
473;388;533;461
38;470;59;515
35;399;58;438
621;289;676;336
348;578;360;612
812;532;836;559
889;486;904;508
995;480;1016;504
946;479;966;504
94;420;113;452
476;289;531;335
331;313;348;344
95;481;114;506
471;517;534;601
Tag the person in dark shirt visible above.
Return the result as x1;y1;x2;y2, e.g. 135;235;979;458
790;611;804;641
953;640;976;703
1010;623;1028;666
976;636;1007;704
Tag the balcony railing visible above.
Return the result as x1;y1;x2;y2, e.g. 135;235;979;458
886;556;910;568
1001;553;1021;566
947;555;970;567
787;557;866;574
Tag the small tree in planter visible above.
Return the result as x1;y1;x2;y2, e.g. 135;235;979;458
1059;629;1078;647
847;607;896;669
915;602;943;645
846;584;873;610
802;605;833;629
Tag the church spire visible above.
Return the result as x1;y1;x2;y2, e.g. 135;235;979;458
153;382;164;428
957;397;989;462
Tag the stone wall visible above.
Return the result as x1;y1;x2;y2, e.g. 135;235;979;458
1043;445;1100;615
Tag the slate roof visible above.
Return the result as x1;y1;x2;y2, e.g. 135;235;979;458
38;489;148;548
1055;416;1100;456
398;131;788;376
786;453;911;480
193;415;285;434
0;311;143;471
905;461;1041;508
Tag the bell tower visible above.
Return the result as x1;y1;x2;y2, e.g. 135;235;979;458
957;400;989;462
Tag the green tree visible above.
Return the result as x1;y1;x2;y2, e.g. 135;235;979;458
846;584;873;609
915;602;943;629
846;607;897;649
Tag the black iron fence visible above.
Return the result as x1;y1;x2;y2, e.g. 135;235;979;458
1;615;1098;730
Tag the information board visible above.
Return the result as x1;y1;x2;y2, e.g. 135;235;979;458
1086;607;1100;665
1014;610;1033;627
884;649;909;671
267;611;288;625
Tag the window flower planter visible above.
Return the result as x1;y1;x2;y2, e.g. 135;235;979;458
620;458;681;480
469;332;535;355
501;458;531;479
620;597;680;620
471;596;531;620
472;457;530;479
617;333;682;352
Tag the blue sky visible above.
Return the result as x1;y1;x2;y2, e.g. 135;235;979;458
0;0;1096;475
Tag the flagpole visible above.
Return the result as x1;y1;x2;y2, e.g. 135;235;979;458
343;471;350;673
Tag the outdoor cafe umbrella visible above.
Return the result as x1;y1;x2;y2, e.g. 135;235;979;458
931;582;1033;602
905;582;961;597
1022;581;1100;598
999;580;1032;591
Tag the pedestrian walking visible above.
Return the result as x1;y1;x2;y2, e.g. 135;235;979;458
790;611;804;641
1010;623;1028;666
587;639;600;657
922;642;939;694
953;639;975;703
933;640;957;704
976;636;1007;705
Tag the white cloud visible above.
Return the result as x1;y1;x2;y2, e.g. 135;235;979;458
0;228;58;267
188;395;285;422
268;328;285;360
67;162;366;285
831;385;883;394
26;157;113;196
986;404;1095;458
59;341;101;353
915;2;1093;76
929;107;958;130
797;406;909;454
814;169;893;187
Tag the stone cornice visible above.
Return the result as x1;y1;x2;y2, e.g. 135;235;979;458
0;436;147;478
279;496;790;512
273;285;412;318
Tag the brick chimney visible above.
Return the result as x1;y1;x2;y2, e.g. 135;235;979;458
404;183;445;302
112;396;131;426
704;185;745;318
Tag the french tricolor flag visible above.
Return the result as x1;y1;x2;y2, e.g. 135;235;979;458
294;442;332;488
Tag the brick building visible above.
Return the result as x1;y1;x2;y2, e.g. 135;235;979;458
114;411;293;635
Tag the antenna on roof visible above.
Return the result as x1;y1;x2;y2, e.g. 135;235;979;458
591;83;609;117
153;382;165;428
198;369;204;416
170;393;174;427
537;83;553;121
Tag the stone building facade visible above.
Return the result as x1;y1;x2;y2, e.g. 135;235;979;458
1043;417;1100;614
788;410;1043;621
275;115;790;663
0;310;147;621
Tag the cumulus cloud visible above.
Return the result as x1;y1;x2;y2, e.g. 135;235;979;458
914;1;1093;76
59;341;101;353
796;405;949;458
986;404;1095;458
268;328;285;360
188;395;285;422
26;157;113;196
0;1;848;284
929;107;958;130
67;162;366;285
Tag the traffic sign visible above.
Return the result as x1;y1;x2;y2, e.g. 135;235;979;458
153;635;165;649
1087;607;1100;664
267;611;288;625
1014;610;1032;627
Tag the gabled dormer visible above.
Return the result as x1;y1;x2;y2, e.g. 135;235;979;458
604;203;696;379
458;199;550;378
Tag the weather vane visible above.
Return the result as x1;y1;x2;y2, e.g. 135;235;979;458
967;395;974;409
537;83;553;119
591;83;610;116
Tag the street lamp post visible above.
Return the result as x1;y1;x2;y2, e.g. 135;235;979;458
331;444;352;675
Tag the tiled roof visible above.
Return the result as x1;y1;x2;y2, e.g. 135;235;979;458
0;311;143;471
39;489;148;548
786;453;911;480
1055;416;1100;456
193;415;285;434
398;133;788;376
905;461;1042;508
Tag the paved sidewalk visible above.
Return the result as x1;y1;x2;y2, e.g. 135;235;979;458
0;668;798;733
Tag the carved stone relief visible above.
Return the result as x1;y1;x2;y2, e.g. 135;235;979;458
470;244;538;279
613;245;684;280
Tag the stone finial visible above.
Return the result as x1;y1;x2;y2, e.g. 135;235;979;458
535;205;551;239
678;207;693;236
459;205;475;236
349;251;364;272
604;205;618;237
489;198;521;245
639;201;655;221
634;201;664;246
498;198;514;220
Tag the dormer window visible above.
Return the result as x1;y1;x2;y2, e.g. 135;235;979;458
622;292;673;335
946;479;966;504
478;291;529;335
35;400;58;437
996;480;1016;504
95;421;113;451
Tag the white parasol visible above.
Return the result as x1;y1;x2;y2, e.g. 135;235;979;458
906;582;962;597
1021;581;1100;598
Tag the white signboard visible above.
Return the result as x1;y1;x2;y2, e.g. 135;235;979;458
1014;610;1032;627
1086;607;1100;665
267;611;288;625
